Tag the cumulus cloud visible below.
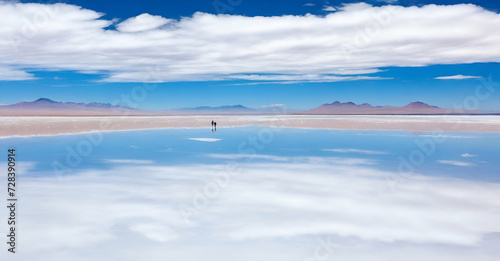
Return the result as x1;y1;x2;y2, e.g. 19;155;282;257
0;2;500;83
117;13;173;32
7;158;500;260
435;75;483;80
322;5;336;11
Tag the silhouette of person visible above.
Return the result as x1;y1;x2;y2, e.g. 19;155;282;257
211;120;214;128
214;122;217;131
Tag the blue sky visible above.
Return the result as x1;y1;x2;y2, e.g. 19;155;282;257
0;0;499;110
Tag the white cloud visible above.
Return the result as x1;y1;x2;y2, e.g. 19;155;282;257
322;5;336;11
0;66;35;81
7;158;500;260
117;13;173;33
187;138;221;142
0;2;500;83
0;160;37;174
437;160;474;166
103;159;155;165
435;75;483;80
377;0;399;3
303;3;315;7
339;2;373;11
128;222;178;242
208;153;289;161
323;148;388;155
461;153;477;157
227;73;389;84
206;153;376;165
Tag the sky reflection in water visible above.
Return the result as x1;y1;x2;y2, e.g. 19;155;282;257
1;127;499;261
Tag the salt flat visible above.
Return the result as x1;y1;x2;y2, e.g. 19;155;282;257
1;115;500;138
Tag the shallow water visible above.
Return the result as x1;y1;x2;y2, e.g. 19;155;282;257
1;127;499;260
2;127;499;181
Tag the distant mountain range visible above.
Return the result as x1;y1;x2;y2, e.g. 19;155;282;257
0;98;497;116
0;98;142;116
298;101;498;115
8;98;130;109
0;98;258;116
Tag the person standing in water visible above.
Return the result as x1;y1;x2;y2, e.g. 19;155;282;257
214;121;217;131
211;120;214;129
